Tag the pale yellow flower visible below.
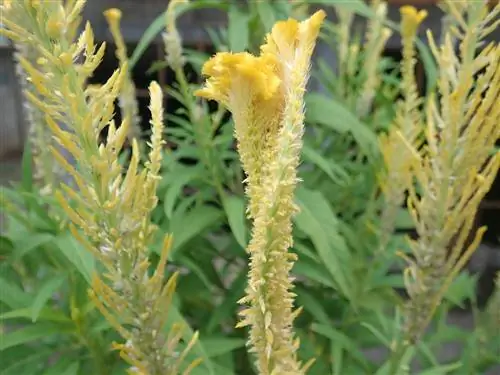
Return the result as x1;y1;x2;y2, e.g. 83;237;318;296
197;10;326;375
400;5;428;38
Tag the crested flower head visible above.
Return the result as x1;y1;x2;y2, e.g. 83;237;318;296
195;52;280;109
400;5;428;38
261;10;325;63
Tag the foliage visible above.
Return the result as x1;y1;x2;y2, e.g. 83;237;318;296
0;0;499;374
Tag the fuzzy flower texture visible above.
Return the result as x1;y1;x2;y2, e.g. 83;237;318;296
196;11;325;375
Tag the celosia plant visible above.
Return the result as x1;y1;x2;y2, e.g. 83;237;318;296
0;1;199;374
378;6;427;253
389;1;500;372
196;10;325;375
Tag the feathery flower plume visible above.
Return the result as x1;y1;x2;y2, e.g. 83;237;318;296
378;5;427;253
1;2;200;373
196;11;325;375
103;8;142;141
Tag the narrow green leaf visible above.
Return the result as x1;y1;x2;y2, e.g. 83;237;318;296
305;93;379;157
31;274;66;322
228;4;249;52
54;234;95;284
206;270;246;333
375;346;416;375
0;277;31;309
221;194;247;249
294;188;352;299
0;349;52;375
0;307;70;323
394;207;415;230
302;143;349;185
295;287;330;325
311;323;369;368
417;362;463;375
256;1;275;31
41;357;80;375
163;167;202;219
293;258;335;289
170;205;223;257
10;233;54;261
360;322;391;347
200;337;246;358
416;38;438;96
0;323;71;351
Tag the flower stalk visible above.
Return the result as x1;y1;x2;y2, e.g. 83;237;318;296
103;7;142;142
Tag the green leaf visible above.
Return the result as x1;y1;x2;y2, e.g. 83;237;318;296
294;188;352;299
443;272;476;307
206;270;246;333
31;274;66;322
0;236;13;257
228;4;249;52
0;307;70;323
302;143;349;185
41;357;80;375
416;38;438;96
417;362;463;375
375;346;416;375
221;194;247;249
200;337;246;358
360;322;391;347
311;0;374;18
0;349;53;375
54;234;95;284
255;1;276;31
0;277;31;309
394;208;415;230
312;323;370;368
295;287;330;325
163;166;202;220
170;205;223;257
293;257;335;289
10;233;54;261
305;93;379;157
179;255;216;292
0;323;72;351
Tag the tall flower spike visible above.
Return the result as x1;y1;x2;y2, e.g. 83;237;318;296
378;5;426;253
103;8;142;141
400;0;500;346
196;10;325;375
163;0;188;71
1;2;200;373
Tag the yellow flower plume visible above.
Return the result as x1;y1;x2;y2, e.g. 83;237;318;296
196;10;325;375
